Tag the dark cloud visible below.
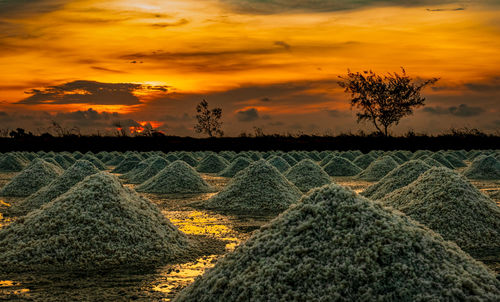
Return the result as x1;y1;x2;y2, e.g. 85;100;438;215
464;77;500;92
90;66;126;74
17;80;168;106
274;41;291;50
161;113;192;122
325;109;344;117
426;7;465;11
0;0;67;18
54;108;119;121
236;108;260;122
151;19;189;28
423;104;485;117
219;0;458;14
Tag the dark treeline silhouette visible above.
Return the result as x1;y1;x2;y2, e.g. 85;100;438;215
0;128;498;152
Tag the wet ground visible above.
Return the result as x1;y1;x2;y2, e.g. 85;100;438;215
0;171;499;301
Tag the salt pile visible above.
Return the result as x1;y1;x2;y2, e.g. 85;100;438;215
106;154;125;166
361;160;431;200
176;184;500;301
128;157;169;184
8;160;100;216
381;167;500;255
120;156;159;180
111;154;141;173
356;155;398;181
196;154;228;173
165;153;179;162
0;159;62;197
0;154;27;172
179;153;198;167
339;151;356;161
267;156;291;173
463;155;500;180
281;153;297;166
444;153;466;168
423;157;444;167
0;172;191;272
285;159;331;193
218;157;252;177
323;156;361;176
200;160;302;213
136;160;214;194
352;153;375;169
430;153;454;169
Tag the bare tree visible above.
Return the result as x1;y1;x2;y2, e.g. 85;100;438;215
194;99;224;137
338;68;439;136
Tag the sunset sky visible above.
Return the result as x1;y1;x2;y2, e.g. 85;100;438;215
0;0;499;136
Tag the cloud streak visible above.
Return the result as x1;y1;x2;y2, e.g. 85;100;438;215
423;104;485;117
219;0;458;14
17;80;169;106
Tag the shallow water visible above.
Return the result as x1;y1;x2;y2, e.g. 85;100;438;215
0;169;499;300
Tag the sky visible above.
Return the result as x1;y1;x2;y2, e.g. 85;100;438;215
0;0;499;136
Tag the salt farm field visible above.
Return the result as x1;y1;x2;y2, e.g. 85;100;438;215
0;150;499;301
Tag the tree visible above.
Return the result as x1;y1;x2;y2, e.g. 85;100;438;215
194;99;224;137
338;68;439;136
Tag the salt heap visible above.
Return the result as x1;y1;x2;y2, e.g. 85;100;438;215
137;160;214;194
128;157;169;184
175;184;500;302
356;155;398;181
120;156;159;180
423;157;444;167
218;157;252;178
8;160;99;216
0;172;191;272
111;154;141;173
463;155;500;180
0;159;62;197
0;154;27;172
81;154;107;170
200;160;302;213
430;153;454;169
179;153;198;167
352;153;375;169
381;167;500;255
196;154;228;173
267;156;291;173
444;153;467;168
323;156;361;176
285;159;331;193
361;160;431;200
106;154;125;166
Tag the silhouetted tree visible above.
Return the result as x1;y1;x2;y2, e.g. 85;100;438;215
194;99;224;137
338;68;439;136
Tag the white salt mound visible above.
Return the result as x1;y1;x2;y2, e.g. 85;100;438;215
0;172;190;272
0;159;62;197
218;157;252;178
323;156;361;176
112;155;141;173
381;167;500;256
196;154;228;173
200;160;302;213
356;155;398;181
136;160;214;194
128;157;169;184
8;160;100;216
362;160;431;200
463;155;500;180
267;156;291;173
352;153;375;169
285;159;331;193
0;154;26;172
175;184;500;302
